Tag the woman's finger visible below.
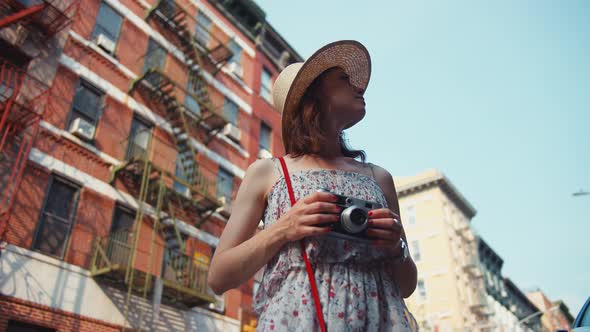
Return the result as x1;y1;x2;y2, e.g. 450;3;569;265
368;208;399;219
302;213;340;226
368;218;403;232
307;201;341;214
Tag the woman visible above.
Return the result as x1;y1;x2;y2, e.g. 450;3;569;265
208;40;417;331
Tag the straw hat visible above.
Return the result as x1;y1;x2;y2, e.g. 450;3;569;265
272;40;371;130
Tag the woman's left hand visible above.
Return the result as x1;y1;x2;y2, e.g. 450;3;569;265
367;208;404;256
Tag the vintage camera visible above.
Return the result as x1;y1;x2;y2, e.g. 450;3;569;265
317;188;383;242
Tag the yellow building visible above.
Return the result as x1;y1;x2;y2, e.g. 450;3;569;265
396;169;493;331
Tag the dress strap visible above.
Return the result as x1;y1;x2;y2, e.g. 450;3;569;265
368;162;377;180
278;156;327;332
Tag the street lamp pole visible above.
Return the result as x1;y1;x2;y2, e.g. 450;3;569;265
518;304;559;327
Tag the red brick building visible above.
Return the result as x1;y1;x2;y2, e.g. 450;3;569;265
0;0;301;330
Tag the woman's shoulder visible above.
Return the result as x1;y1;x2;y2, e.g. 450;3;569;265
358;161;398;194
243;158;282;201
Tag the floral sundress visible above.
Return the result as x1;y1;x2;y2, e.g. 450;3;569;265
253;159;417;331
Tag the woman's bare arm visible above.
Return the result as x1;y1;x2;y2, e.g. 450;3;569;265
208;159;341;295
207;159;283;294
372;164;418;298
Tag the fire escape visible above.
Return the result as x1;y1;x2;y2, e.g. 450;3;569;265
89;0;234;323
0;0;75;243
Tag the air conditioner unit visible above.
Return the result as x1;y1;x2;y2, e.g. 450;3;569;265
222;123;241;142
69;117;95;140
257;148;272;159
208;293;225;313
226;62;243;77
96;33;116;54
217;196;232;217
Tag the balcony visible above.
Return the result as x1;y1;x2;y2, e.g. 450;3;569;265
0;0;75;38
90;231;215;307
462;255;484;278
129;68;229;135
110;134;222;219
146;0;233;72
469;291;493;316
0;60;49;119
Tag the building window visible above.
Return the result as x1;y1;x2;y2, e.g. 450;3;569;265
405;205;416;225
260;67;272;103
108;205;135;265
223;97;238;126
216;168;233;202
185;72;202;116
7;320;56;332
143;38;167;73
259;122;271;151
126;116;152;160
195;11;212;47
228;39;242;73
92;2;123;54
32;176;80;258
111;205;135;234
411;240;421;262
173;145;193;196
417;279;427;301
68;80;103;141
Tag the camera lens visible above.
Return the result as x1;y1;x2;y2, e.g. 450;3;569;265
350;208;367;226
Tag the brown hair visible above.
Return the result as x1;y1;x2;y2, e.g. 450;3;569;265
281;70;366;162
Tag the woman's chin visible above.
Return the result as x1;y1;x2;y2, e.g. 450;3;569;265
343;110;366;129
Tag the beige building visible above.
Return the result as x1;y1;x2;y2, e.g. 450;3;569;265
396;169;493;331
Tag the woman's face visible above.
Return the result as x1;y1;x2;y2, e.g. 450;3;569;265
318;67;366;130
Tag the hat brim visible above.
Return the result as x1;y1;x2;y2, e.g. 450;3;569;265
281;40;371;131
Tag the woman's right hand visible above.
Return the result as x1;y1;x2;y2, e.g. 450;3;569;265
270;190;342;244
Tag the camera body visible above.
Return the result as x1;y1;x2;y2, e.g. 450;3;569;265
317;188;383;242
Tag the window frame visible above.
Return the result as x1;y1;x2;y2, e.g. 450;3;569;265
91;1;123;55
260;67;273;103
31;175;81;259
126;115;153;160
417;279;427;301
405;205;416;225
216;167;233;202
411;240;421;262
195;10;212;47
259;121;271;151
223;97;239;126
185;72;202;116
110;204;136;234
66;79;105;141
173;144;194;197
228;39;242;69
142;38;167;73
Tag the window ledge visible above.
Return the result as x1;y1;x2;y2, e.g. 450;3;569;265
40;120;122;166
215;131;249;159
221;66;253;95
68;31;135;80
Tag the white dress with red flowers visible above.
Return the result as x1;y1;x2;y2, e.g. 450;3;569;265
253;162;416;332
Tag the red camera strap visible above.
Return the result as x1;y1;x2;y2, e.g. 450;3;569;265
278;157;327;332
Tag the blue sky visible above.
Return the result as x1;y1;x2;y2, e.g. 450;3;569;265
255;0;589;314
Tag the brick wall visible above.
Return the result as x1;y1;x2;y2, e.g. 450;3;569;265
0;295;122;332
